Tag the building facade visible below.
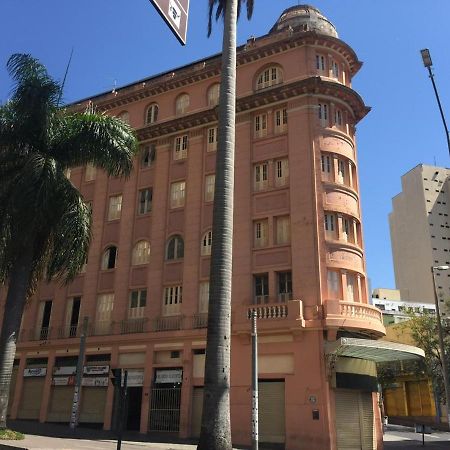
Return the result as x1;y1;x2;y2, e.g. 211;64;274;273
2;5;394;449
389;164;450;310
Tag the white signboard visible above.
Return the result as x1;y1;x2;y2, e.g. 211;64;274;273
81;376;109;387
155;369;182;384
24;367;47;377
83;365;109;375
53;366;77;376
52;376;75;386
126;369;145;387
149;0;190;45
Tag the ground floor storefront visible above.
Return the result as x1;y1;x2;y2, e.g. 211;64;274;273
9;333;423;449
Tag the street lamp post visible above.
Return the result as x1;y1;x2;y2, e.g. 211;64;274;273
431;265;450;430
420;49;450;157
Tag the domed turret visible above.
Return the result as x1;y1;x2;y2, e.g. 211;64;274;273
270;5;338;38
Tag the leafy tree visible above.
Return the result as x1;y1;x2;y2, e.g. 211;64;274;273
198;1;253;449
0;54;138;429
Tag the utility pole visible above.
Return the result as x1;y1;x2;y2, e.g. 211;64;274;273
251;310;259;450
117;369;128;450
431;266;450;430
69;316;88;430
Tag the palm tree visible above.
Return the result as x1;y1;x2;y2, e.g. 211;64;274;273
198;2;253;449
0;54;138;429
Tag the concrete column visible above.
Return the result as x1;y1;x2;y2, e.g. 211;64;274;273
336;215;343;241
179;343;193;438
341;271;347;301
140;344;154;433
103;346;119;430
10;356;27;419
39;350;55;422
332;155;339;184
356;274;362;303
348;161;353;189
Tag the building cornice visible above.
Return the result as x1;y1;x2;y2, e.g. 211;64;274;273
136;76;370;142
70;30;362;112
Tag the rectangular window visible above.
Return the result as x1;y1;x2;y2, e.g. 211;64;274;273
36;300;52;340
321;154;332;177
64;296;81;338
141;144;156;168
129;289;147;318
337;160;346;184
95;294;114;335
163;285;182;316
316;54;326;72
318;103;328;126
346;273;355;301
207;127;218;152
274;108;288;133
254;162;269;191
108;195;122;221
334;109;343;127
327;271;340;299
254;219;269;248
85;163;96;182
254;274;269;304
332;61;339;78
199;281;209;314
275;158;289;187
277;272;292;302
255;114;268;138
138;188;152;214
324;213;335;232
276;216;290;245
205;174;215;202
174;135;188;160
170;181;186;208
343;217;351;242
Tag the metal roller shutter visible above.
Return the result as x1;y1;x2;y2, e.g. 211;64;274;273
79;387;107;423
47;386;74;422
258;381;285;444
7;367;18;417
191;387;203;438
335;389;374;450
17;378;45;419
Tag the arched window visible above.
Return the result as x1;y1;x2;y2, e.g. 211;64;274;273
145;103;159;124
117;111;130;124
176;94;190;115
132;240;151;265
101;246;117;270
207;83;220;107
166;235;184;260
201;231;212;256
256;66;283;90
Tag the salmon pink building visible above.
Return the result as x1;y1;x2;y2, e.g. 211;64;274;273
1;5;424;449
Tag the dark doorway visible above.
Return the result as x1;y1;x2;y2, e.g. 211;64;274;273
126;387;142;431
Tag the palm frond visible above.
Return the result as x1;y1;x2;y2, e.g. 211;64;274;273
49;109;138;177
207;0;254;36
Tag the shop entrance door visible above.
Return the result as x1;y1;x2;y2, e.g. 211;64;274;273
126;387;142;430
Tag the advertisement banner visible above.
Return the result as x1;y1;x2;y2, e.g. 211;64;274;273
155;369;182;384
52;376;75;386
53;366;77;376
24;367;47;377
81;376;109;387
83;365;109;375
126;369;145;387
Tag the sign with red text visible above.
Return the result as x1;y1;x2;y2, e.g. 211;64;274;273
149;0;189;45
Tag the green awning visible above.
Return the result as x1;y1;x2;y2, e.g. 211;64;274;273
325;337;425;363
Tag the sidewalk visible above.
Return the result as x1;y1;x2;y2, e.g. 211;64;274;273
384;424;450;449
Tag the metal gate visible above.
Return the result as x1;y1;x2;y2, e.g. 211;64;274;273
148;387;181;432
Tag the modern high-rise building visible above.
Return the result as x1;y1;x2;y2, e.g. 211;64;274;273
389;164;450;310
1;5;423;449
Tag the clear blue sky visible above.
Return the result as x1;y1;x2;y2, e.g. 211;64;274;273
1;1;450;291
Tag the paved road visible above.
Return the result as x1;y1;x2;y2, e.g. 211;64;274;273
384;424;450;449
1;421;450;449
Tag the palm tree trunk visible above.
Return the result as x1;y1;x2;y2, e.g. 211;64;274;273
0;248;33;429
198;1;238;449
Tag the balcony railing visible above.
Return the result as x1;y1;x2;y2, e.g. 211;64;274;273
120;318;148;334
247;303;289;320
58;325;79;339
26;327;52;341
192;313;208;329
339;301;383;322
153;316;183;332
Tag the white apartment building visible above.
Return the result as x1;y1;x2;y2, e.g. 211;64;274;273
389;164;450;311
